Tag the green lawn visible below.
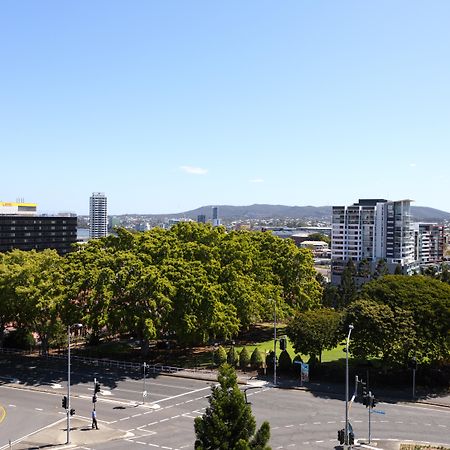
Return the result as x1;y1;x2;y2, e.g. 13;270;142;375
232;337;346;363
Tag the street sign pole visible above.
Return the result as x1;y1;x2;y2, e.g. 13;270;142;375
368;391;372;444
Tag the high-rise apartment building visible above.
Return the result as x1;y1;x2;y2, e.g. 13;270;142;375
413;223;445;264
89;192;108;239
212;206;221;227
331;199;417;283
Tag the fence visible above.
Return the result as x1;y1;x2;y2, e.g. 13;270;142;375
0;346;217;377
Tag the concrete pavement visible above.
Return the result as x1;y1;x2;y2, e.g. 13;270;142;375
5;417;131;449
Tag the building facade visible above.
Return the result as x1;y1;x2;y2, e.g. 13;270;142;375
0;202;77;255
413;223;445;264
331;199;417;283
89;192;108;239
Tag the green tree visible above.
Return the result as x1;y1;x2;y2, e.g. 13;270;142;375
278;349;292;372
250;348;264;370
373;258;389;279
214;346;228;366
338;260;357;308
361;275;450;363
239;347;250;370
286;308;342;362
343;299;416;365
194;364;271;449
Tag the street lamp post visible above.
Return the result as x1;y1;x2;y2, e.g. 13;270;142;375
345;324;354;448
273;299;277;386
67;323;82;445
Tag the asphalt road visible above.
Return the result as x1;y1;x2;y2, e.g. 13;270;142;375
0;355;449;449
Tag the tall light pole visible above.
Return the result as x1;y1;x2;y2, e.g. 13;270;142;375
273;299;277;386
345;324;354;447
67;323;82;445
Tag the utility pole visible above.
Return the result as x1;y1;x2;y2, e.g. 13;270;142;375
345;324;354;448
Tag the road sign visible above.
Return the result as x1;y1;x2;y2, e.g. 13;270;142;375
300;363;309;383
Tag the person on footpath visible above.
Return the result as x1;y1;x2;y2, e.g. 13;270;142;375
92;408;99;429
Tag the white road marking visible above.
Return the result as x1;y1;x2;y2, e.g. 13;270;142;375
8;404;16;408
132;413;142;417
35;408;43;411
152;386;211;404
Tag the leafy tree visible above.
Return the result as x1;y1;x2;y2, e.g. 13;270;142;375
360;275;450;363
338;260;357;308
214;346;227;366
373;258;389;279
394;263;403;275
250;348;264;370
278;350;292;372
343;299;415;365
239;347;250;370
358;259;371;278
194;364;271;449
227;346;239;367
287;308;342;362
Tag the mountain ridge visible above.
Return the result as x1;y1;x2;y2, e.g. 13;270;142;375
120;204;450;222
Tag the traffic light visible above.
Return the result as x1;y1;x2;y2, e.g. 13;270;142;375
92;395;97;403
62;396;67;409
279;336;287;351
370;396;377;408
337;429;344;444
349;431;354;445
70;408;75;416
363;395;369;407
360;380;368;396
94;382;101;394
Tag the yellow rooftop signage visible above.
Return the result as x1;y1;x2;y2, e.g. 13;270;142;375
0;202;37;207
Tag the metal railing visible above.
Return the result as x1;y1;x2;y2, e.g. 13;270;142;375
0;346;217;376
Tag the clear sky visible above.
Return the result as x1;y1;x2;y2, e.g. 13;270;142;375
1;1;450;215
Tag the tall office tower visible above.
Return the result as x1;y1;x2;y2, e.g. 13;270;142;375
89;192;108;239
212;206;221;227
331;199;417;284
197;214;206;224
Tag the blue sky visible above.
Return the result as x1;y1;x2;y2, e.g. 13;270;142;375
1;1;450;215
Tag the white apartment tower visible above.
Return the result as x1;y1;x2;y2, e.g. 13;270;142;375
331;199;417;283
89;192;108;239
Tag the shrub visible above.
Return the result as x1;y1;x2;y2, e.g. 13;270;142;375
3;329;36;350
239;347;250;370
278;350;292;372
250;348;264;369
214;346;227;366
227;347;239;367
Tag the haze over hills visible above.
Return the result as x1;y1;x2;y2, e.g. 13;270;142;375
122;204;450;223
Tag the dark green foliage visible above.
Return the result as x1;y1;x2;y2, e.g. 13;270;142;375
373;259;389;279
250;348;264;369
278;349;292;372
227;347;239;367
239;347;250;370
3;329;35;350
287;308;342;362
394;263;403;275
214;346;227;366
194;364;271;449
359;275;450;363
339;260;357;308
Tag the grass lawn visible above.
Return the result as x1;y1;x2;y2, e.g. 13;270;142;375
231;338;346;364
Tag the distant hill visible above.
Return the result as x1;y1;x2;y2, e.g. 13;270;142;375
138;204;450;222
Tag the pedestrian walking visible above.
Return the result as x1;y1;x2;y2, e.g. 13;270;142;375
91;409;99;429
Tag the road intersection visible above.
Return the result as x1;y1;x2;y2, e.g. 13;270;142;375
0;356;449;449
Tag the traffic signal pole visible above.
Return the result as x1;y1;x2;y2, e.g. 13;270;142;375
368;391;372;444
67;325;71;445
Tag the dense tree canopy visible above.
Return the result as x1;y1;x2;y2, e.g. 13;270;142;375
356;275;450;363
286;308;342;362
0;223;322;351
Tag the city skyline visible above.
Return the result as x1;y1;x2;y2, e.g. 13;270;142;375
2;1;450;215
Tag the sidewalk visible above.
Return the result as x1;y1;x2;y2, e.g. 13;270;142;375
4;417;131;449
